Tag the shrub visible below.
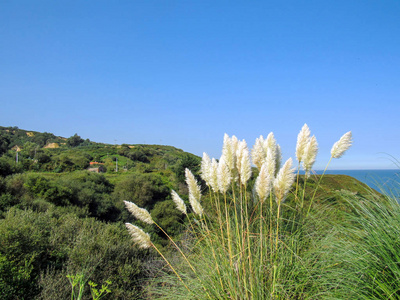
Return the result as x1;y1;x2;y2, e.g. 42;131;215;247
113;172;170;210
0;208;150;299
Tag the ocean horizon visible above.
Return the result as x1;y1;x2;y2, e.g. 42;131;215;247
301;169;400;197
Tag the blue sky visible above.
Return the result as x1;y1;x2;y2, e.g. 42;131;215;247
1;0;399;169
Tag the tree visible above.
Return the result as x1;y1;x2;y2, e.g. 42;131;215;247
173;154;201;183
67;134;84;147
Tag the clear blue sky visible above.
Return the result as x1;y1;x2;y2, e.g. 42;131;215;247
1;1;399;169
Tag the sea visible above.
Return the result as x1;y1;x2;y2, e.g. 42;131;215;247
306;169;400;198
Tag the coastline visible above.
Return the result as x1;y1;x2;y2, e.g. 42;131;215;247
302;169;400;197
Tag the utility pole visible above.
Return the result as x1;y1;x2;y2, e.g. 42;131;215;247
115;157;118;172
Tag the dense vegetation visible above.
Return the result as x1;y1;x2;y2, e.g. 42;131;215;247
0;126;201;299
0;126;395;299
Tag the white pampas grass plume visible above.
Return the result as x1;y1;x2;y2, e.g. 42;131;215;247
238;141;252;185
125;223;152;249
264;132;277;156
217;155;232;193
255;161;272;202
265;148;276;180
189;193;204;217
296;124;311;163
124;200;154;224
331;131;353;158
209;158;219;192
171;190;187;215
185;168;201;202
231;135;239;159
185;168;204;216
235;140;245;175
303;135;318;177
264;132;281;175
273;158;296;204
222;134;235;170
251;136;265;170
275;144;282;176
200;152;211;184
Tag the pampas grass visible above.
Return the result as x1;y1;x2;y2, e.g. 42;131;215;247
185;168;204;217
217;155;231;193
273;158;296;204
296;123;311;163
122;125;365;299
255;161;272;202
303;135;318;177
171;190;187;215
331;131;353;159
123;200;154;225
125;223;152;249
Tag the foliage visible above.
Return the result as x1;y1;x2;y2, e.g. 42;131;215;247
173;153;201;183
314;190;400;299
150;200;186;243
1;125;391;300
67;134;85;147
0;208;149;299
88;279;112;300
0;155;22;177
113;172;170;210
67;273;112;300
0;126;59;148
0;135;10;155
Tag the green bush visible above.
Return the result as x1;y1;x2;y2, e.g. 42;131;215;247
0;208;150;299
0;156;22;177
113;172;170;210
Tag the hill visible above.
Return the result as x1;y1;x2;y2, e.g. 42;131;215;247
0;125;200;178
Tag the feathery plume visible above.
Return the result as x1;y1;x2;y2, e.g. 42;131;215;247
238;141;252;185
222;134;235;171
303;135;318;177
273;158;296;204
296;124;311;163
331;131;353;158
171;190;187;215
124;200;154;224
251;136;265;170
200;152;211;184
236;141;247;178
125;223;152;249
236;140;244;175
265;148;276;180
275;144;282;176
264;132;279;174
231;135;239;160
189;194;204;217
185;168;201;202
217;155;232;193
255;161;272;202
264;132;277;155
209;158;219;192
185;168;204;216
